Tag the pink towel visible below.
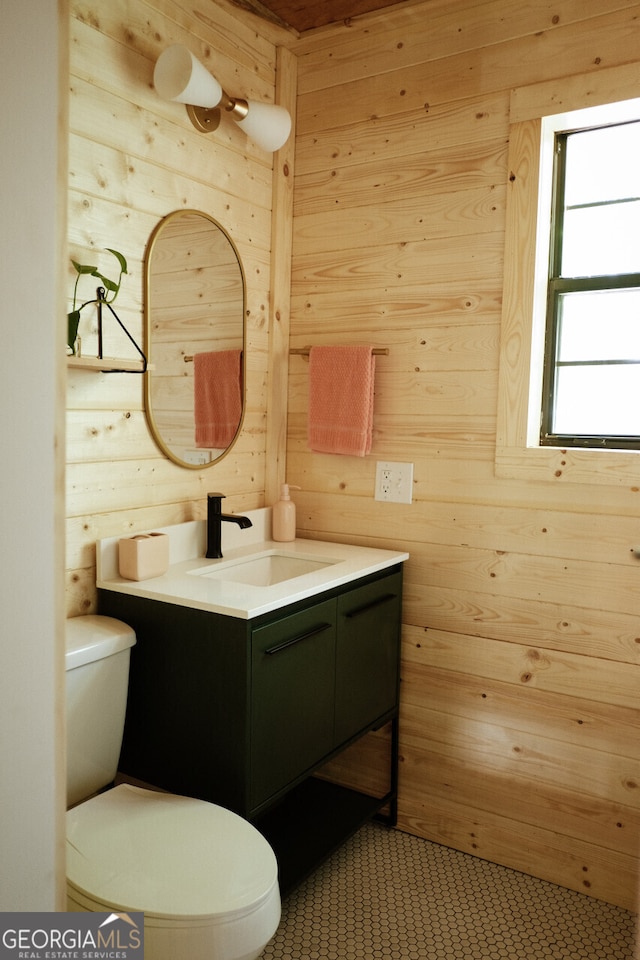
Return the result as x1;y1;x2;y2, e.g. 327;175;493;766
308;345;375;456
194;349;242;448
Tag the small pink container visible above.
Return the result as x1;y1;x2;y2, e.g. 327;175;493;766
118;533;169;581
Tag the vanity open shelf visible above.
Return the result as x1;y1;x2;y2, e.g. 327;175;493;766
98;562;403;895
254;764;397;894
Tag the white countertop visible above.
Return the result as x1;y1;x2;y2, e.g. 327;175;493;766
97;509;409;620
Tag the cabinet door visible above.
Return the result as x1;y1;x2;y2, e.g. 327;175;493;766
334;570;402;745
250;599;336;810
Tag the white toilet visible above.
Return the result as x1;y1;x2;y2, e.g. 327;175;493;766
65;614;281;960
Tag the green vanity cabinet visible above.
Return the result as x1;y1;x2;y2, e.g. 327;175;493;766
98;562;403;892
103;597;254;814
335;573;402;744
250;598;336;809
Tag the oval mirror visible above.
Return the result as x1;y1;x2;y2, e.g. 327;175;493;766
144;209;245;469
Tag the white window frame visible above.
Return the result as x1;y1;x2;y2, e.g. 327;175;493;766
496;64;640;486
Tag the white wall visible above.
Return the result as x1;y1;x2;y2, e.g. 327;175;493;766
0;0;66;909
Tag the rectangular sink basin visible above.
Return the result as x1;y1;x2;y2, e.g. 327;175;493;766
189;550;340;587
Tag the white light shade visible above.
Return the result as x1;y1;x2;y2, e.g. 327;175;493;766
235;101;292;152
154;44;222;108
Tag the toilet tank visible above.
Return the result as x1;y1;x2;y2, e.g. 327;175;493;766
65;615;136;808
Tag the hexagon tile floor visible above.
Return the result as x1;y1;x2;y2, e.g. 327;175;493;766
260;822;636;959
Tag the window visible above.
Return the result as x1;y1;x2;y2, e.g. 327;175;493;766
496;65;640;486
541;121;640;449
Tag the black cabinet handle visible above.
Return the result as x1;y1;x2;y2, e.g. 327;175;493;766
264;622;332;655
344;593;396;619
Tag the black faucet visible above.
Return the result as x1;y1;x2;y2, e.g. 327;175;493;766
206;493;253;559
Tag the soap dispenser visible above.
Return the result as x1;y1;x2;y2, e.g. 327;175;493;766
272;483;300;542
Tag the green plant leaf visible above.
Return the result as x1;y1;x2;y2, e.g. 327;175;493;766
71;260;98;275
69;247;128;309
106;248;128;273
95;273;118;294
67;310;81;354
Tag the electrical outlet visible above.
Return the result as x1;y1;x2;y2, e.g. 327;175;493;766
182;449;212;465
375;461;413;504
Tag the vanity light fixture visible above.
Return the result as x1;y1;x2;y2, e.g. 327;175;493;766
153;44;291;153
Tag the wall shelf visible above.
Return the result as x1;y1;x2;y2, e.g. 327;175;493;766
67;290;149;373
67;356;150;373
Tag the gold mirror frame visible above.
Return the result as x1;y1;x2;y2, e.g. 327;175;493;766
144;210;246;469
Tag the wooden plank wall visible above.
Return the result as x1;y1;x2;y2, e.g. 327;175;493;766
290;0;640;908
66;0;640;911
66;0;293;615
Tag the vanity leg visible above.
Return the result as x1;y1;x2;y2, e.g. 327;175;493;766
373;715;399;827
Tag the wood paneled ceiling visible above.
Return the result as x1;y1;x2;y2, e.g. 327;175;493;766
229;0;408;32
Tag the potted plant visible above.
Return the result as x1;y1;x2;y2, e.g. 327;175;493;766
67;248;128;355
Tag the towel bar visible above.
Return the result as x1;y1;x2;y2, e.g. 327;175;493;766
183;352;243;363
290;346;388;357
185;347;389;361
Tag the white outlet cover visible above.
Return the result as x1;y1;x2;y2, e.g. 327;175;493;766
375;461;413;504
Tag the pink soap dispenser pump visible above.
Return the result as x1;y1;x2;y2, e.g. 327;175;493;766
272;483;300;542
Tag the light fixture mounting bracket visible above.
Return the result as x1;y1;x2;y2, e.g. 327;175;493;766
186;104;222;133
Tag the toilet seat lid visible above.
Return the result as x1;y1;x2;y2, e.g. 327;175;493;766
66;785;278;920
